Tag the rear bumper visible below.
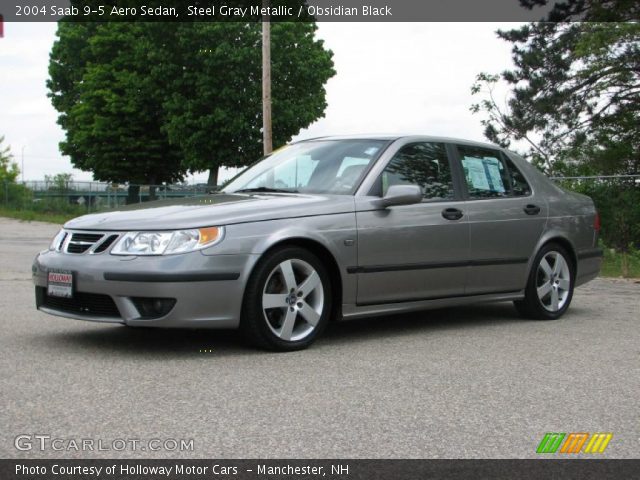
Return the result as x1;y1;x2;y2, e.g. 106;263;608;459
33;249;259;328
575;248;603;287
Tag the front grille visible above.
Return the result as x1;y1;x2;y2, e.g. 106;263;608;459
37;287;120;318
66;233;104;254
93;234;119;253
70;233;104;243
62;231;121;254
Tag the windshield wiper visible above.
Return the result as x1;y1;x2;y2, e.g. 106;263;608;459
234;187;299;194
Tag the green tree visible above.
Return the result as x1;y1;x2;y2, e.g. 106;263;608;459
567;181;640;277
48;22;185;201
471;21;639;176
45;173;74;192
0;136;20;184
471;6;640;268
49;19;334;189
158;21;335;185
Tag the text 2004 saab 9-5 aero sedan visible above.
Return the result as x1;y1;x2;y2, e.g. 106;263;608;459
33;136;603;351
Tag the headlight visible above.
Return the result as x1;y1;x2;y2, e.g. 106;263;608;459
49;229;67;251
111;226;224;256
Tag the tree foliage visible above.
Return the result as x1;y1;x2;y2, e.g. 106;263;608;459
569;181;640;274
472;5;640;259
0;136;20;184
471;21;639;175
48;18;335;187
48;22;185;188
158;21;335;184
45;173;74;192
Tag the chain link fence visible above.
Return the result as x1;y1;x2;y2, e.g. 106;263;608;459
549;174;640;188
2;181;213;214
2;175;639;222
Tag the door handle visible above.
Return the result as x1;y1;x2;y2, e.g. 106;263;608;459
442;208;464;221
524;204;541;215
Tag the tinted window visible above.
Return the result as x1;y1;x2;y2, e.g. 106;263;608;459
504;157;532;196
458;145;513;199
380;142;454;200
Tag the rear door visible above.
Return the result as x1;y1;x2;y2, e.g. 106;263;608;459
452;144;548;295
354;141;469;305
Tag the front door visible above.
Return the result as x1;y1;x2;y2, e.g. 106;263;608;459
354;141;469;306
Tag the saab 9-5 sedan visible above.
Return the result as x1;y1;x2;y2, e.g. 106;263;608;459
33;136;602;350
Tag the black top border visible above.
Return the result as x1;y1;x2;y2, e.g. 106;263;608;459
0;0;636;22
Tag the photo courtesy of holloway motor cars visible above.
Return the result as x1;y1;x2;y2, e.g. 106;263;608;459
32;135;603;351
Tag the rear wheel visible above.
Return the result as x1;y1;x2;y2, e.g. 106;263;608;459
240;247;332;351
515;243;574;320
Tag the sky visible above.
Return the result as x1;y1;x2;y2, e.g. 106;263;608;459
0;22;519;183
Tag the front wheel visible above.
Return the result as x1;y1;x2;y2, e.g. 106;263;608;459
515;243;575;320
240;247;332;351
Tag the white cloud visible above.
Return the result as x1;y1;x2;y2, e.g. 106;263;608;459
0;21;520;183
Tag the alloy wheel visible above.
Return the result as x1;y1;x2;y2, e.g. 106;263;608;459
536;251;571;312
262;259;325;342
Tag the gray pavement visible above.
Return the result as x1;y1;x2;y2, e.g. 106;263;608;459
0;217;638;458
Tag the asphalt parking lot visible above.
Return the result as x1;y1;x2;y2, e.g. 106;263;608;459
1;216;638;459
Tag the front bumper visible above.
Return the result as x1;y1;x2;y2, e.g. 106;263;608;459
32;249;258;328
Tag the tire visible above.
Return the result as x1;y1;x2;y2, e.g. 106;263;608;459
240;247;333;351
515;242;575;320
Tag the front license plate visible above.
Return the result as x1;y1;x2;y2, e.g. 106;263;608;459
47;269;74;298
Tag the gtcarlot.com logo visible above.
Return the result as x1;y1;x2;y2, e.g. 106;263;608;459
537;432;613;454
14;435;194;452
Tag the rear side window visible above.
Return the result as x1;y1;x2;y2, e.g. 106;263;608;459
380;142;454;201
504;157;532;196
457;145;531;199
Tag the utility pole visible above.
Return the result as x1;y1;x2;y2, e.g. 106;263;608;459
21;146;25;183
262;0;273;155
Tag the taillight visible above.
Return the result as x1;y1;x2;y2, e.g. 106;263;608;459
594;211;601;232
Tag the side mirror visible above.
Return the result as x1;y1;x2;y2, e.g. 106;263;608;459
374;184;423;208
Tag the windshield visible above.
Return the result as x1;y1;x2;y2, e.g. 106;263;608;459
222;139;388;195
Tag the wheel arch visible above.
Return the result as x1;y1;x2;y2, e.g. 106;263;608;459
245;237;344;321
545;237;578;272
528;232;578;281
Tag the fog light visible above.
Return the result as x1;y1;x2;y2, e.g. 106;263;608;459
131;297;176;319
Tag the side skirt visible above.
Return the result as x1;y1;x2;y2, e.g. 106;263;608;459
340;290;524;321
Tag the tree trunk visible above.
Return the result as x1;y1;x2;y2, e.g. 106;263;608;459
621;251;629;278
127;184;140;205
148;175;157;201
207;167;219;187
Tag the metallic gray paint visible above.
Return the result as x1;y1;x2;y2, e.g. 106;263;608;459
64;193;357;231
33;135;601;329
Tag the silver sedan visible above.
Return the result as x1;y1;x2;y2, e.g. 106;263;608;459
33;136;602;350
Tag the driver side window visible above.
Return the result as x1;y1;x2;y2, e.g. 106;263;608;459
380;142;454;201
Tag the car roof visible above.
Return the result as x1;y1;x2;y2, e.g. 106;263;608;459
295;134;503;150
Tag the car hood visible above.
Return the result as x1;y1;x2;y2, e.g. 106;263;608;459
64;193;356;231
